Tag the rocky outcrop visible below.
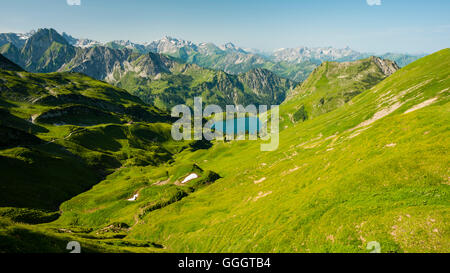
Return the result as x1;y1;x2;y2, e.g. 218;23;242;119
371;56;400;76
238;68;295;104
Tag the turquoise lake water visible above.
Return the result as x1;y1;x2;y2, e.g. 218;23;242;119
211;117;262;135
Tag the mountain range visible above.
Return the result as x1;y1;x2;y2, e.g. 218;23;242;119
1;29;425;83
0;29;295;110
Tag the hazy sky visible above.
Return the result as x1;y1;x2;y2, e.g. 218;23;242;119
1;0;449;54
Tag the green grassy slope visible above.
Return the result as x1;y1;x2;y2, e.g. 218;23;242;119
0;69;183;212
0;67;222;252
0;218;165;253
1;49;448;253
119;49;448;252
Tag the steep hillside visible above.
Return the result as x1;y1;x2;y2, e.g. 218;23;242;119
120;49;448;253
281;56;399;126
0;61;225;252
1;29;76;73
40;49;449;253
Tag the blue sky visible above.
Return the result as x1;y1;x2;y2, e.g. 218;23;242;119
1;0;449;54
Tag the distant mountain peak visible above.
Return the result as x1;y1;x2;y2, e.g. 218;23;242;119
219;42;247;53
27;28;70;46
271;45;363;63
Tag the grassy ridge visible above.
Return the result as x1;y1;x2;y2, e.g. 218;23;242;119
280;57;398;128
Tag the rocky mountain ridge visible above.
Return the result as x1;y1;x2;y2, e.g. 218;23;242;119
0;29;295;110
0;29;424;82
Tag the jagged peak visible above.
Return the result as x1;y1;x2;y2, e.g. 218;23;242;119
25;28;70;46
34;28;61;36
369;56;400;76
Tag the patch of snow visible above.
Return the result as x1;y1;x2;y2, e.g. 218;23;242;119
127;193;139;201
181;173;198;184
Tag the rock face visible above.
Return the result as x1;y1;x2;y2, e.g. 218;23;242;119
0;54;23;71
60;46;134;80
371;56;400;76
120;52;175;78
238;68;295;104
0;43;22;66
